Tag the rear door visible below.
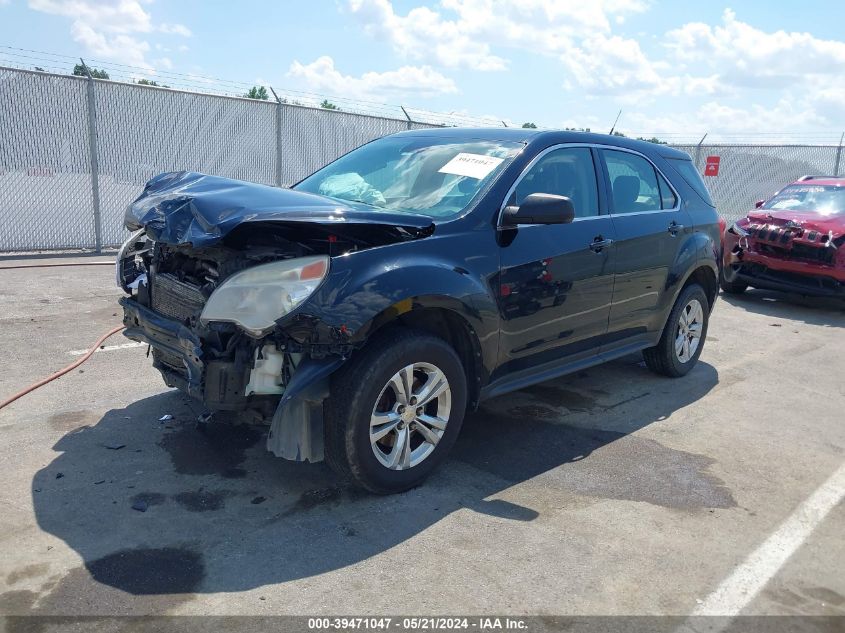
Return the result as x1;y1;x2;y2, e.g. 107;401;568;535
494;146;617;379
598;148;693;347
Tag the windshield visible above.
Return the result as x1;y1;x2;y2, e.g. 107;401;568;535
763;184;845;215
294;136;523;218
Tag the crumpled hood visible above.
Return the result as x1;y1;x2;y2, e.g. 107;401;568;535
748;208;845;237
125;171;435;247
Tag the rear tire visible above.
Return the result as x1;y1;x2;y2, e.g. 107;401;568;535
643;284;710;378
324;328;467;494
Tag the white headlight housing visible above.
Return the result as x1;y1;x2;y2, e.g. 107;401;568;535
200;255;329;337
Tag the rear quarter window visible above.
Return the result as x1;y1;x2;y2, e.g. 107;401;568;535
668;158;715;207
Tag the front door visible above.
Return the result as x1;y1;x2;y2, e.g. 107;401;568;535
598;148;694;346
494;146;616;380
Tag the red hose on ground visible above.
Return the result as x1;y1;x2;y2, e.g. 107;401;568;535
0;325;126;411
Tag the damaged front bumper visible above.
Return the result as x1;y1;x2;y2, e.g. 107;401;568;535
723;227;845;297
120;295;341;463
121;297;205;398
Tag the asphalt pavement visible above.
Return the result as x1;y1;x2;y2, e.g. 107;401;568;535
0;257;842;618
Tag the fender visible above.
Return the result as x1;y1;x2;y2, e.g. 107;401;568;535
268;233;500;461
276;232;500;377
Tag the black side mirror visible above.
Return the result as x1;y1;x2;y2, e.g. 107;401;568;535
754;199;765;209
502;193;576;226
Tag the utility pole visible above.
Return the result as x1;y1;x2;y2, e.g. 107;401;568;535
834;132;844;177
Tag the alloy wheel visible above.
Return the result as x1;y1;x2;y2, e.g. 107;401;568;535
369;362;452;470
675;298;704;363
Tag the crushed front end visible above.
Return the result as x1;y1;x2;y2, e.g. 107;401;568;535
116;171;435;462
722;215;845;297
117;230;345;462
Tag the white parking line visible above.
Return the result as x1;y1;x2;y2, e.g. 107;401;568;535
67;342;146;356
692;461;845;616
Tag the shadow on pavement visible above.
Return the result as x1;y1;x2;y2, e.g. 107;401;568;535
25;358;723;607
719;289;845;327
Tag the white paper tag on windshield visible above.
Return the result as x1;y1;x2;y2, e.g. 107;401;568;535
438;153;504;180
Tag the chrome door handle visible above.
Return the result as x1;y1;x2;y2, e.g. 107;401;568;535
589;237;614;253
668;221;684;236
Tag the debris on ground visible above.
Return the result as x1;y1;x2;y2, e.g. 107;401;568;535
102;442;126;450
131;499;148;512
55;473;64;479
251;496;266;505
158;414;173;422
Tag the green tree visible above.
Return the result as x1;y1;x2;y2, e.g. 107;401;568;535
72;63;109;79
636;136;668;145
521;122;537;128
320;99;340;110
136;78;160;86
244;86;269;100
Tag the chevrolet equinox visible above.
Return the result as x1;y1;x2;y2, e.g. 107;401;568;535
117;129;720;493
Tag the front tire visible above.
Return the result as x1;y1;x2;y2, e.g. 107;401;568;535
324;328;467;494
643;283;710;378
719;263;748;294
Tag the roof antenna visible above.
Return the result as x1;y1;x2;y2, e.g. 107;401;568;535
609;109;622;136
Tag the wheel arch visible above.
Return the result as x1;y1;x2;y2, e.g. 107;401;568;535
357;300;486;410
683;264;718;311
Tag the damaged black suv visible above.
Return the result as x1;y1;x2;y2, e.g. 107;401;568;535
118;128;720;493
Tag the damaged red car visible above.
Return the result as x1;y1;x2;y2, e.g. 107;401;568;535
721;175;845;298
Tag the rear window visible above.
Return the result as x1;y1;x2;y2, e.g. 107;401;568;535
668;158;714;207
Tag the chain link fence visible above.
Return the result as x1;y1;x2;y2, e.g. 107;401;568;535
1;66;842;252
675;143;843;223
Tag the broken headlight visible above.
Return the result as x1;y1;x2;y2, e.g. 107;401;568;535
200;255;329;337
115;228;149;292
727;222;750;237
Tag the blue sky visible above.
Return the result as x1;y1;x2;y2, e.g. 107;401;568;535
2;1;844;141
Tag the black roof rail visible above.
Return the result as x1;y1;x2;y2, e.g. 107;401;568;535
797;175;841;181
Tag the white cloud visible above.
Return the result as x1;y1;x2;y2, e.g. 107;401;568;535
159;22;191;37
28;0;190;69
348;0;649;71
558;34;666;99
70;21;151;69
288;56;459;100
623;96;832;139
29;0;153;33
666;9;845;85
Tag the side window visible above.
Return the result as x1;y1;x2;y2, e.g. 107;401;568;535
603;150;661;214
508;147;599;218
657;171;678;209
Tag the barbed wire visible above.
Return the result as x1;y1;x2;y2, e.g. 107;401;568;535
1;45;843;143
0;46;508;127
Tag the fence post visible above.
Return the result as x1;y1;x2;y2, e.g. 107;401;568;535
400;106;413;130
270;87;284;187
80;59;102;252
694;133;708;171
834;132;844;177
